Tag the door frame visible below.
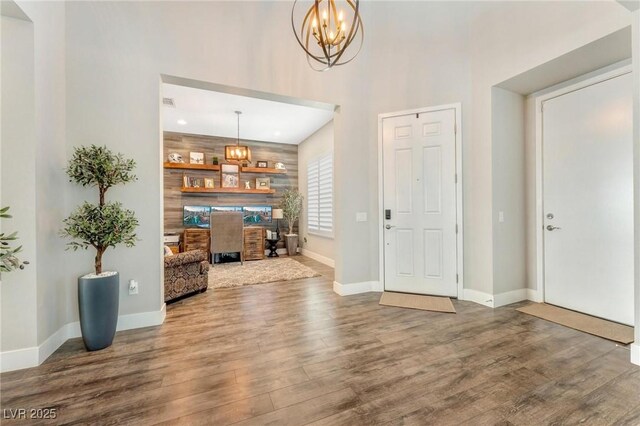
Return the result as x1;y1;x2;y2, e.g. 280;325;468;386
377;103;464;298
534;64;633;303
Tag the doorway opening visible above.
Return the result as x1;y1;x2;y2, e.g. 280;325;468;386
158;76;337;303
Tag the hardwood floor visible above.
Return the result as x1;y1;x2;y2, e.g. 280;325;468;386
1;256;639;425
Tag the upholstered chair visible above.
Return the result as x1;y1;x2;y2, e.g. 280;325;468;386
164;250;209;302
210;211;244;265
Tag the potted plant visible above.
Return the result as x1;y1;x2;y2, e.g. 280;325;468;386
280;189;303;256
62;145;139;351
0;206;29;273
212;156;219;165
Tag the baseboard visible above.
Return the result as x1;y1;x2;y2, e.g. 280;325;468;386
526;288;542;303
632;343;640;366
333;280;381;296
462;289;495;308
0;346;39;373
300;249;335;268
1;304;167;373
493;289;528;308
263;248;288;256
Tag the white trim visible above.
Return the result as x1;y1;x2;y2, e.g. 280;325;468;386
534;64;633;304
493;289;528;308
333;280;381;296
0;304;166;373
462;289;495;308
631;343;640;366
526;288;542;303
377;103;464;299
300;249;335;268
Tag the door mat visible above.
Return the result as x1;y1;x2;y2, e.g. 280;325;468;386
379;292;456;313
517;303;634;344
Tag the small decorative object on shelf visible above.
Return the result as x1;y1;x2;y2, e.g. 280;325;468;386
212;157;219;165
256;177;270;190
274;162;286;170
245;181;251;190
190;152;204;164
183;174;205;188
168;153;183;163
257;161;268;168
221;163;240;188
204;178;215;189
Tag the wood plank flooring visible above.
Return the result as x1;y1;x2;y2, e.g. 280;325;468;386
1;256;639;425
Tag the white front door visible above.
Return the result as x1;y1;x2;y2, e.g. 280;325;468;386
543;72;634;325
382;108;458;297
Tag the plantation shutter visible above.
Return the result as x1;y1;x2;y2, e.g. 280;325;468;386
307;153;333;237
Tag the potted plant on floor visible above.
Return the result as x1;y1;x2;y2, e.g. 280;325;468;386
280;189;303;256
0;206;29;274
62;145;139;351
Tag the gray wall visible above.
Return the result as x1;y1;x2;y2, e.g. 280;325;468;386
298;121;335;262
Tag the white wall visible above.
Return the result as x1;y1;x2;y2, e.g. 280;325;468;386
491;87;526;296
298;121;334;264
631;8;640;363
0;15;38;356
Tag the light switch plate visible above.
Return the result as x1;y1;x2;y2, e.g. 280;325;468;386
356;212;368;222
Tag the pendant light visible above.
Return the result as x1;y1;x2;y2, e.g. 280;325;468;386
291;0;364;71
225;111;251;163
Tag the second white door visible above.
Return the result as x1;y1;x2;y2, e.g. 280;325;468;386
543;72;634;325
383;108;458;297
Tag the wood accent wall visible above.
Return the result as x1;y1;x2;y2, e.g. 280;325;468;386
164;132;298;234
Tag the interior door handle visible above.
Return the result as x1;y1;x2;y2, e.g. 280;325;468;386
546;225;561;231
385;224;395;230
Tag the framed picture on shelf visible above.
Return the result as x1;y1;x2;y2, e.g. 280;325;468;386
255;177;270;190
256;161;268;168
190;152;205;164
221;163;240;188
204;178;215;189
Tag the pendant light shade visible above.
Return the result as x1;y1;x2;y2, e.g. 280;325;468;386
225;111;251;163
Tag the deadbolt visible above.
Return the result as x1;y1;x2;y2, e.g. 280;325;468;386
546;213;554;219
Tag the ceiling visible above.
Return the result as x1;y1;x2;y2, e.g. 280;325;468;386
162;83;334;145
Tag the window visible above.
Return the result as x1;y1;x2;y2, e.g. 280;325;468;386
307;153;333;237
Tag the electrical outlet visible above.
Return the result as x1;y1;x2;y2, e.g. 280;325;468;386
128;279;139;295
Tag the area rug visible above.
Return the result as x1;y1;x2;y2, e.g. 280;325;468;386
517;303;634;344
379;292;456;313
209;257;320;289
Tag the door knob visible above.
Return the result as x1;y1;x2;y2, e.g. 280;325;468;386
546;225;561;231
385;224;395;230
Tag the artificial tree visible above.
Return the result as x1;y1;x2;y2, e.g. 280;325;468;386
280;189;303;256
62;145;139;351
62;145;139;274
0;206;29;273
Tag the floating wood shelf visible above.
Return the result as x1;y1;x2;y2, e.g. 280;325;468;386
241;167;287;174
164;162;220;171
164;162;286;174
181;187;276;195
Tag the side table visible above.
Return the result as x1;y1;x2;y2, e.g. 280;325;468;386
266;238;280;257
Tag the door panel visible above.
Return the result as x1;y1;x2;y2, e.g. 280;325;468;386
383;109;457;296
543;73;633;325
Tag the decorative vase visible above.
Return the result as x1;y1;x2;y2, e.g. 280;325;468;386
78;272;119;351
286;234;299;256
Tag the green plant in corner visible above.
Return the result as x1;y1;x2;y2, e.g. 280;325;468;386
0;206;29;273
61;145;139;275
280;188;303;236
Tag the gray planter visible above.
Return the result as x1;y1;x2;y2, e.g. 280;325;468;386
286;234;299;256
78;272;119;351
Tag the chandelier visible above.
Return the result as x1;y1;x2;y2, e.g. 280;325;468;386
291;0;364;71
224;111;251;163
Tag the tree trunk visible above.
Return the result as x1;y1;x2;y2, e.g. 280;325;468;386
99;188;106;207
289;221;294;235
95;248;104;275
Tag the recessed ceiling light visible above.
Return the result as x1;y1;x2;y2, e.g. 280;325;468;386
274;131;281;136
177;119;187;125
